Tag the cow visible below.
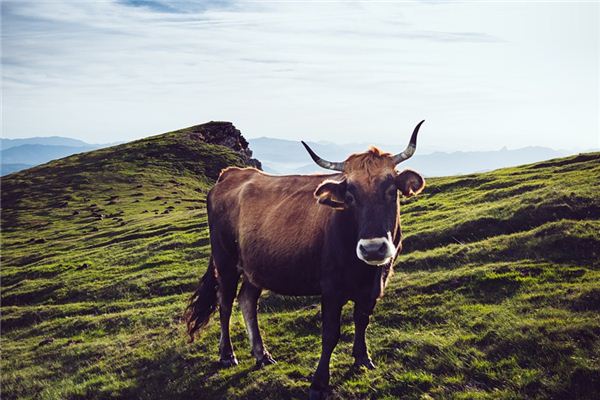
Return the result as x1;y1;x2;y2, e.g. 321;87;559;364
185;121;426;399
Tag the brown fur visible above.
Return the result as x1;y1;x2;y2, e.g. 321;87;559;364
209;167;339;294
343;147;396;176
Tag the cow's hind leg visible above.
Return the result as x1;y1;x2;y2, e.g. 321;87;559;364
238;278;276;368
216;263;240;367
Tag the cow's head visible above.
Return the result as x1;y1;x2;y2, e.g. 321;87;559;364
302;121;426;266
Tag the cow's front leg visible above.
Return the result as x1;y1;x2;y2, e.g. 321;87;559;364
309;296;343;400
352;300;376;370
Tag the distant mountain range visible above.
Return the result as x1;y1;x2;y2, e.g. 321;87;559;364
1;136;93;149
248;137;589;177
1;135;593;177
0;137;118;175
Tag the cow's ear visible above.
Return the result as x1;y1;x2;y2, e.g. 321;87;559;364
395;169;425;197
315;178;347;209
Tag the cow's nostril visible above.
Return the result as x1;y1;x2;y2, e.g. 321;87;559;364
359;244;367;255
377;242;387;255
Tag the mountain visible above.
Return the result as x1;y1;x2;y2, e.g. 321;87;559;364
2;134;579;178
0;163;34;176
249;137;573;176
1;144;100;165
0;136;93;150
1;122;599;399
0;137;120;176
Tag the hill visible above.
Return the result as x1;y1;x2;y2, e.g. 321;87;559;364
1;124;599;399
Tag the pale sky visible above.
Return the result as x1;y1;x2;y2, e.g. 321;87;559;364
1;0;599;151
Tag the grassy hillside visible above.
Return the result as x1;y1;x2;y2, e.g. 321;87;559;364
1;127;599;399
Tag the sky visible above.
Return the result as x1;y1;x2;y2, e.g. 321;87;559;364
1;0;598;152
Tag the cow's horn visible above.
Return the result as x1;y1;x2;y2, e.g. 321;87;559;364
301;141;345;171
392;120;424;165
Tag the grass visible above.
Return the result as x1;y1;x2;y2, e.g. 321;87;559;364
1;126;599;399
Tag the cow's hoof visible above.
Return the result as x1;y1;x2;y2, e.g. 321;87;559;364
255;353;277;369
308;388;328;400
219;355;238;368
353;357;376;370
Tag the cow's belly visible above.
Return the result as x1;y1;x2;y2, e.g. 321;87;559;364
237;214;325;295
239;249;322;296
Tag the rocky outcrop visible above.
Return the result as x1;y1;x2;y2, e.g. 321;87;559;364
187;121;262;170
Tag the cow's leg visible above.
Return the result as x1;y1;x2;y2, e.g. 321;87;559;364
238;278;276;368
309;295;343;400
217;267;240;367
352;299;376;369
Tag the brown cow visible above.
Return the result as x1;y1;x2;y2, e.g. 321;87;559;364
185;121;426;399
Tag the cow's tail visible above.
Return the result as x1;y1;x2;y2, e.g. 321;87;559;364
184;256;218;343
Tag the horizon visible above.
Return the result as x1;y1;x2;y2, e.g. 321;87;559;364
2;130;599;155
1;1;598;153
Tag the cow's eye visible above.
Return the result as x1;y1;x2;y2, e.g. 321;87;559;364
345;192;355;205
385;186;397;201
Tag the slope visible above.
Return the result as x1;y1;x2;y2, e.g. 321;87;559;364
1;128;599;399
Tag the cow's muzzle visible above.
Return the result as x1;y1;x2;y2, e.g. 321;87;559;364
356;233;395;266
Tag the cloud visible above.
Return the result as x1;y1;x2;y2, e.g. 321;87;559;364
1;0;597;152
119;0;236;14
1;0;500;92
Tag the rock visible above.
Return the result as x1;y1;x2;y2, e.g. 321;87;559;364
187;121;262;169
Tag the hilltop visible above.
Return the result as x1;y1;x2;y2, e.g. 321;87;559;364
1;124;599;399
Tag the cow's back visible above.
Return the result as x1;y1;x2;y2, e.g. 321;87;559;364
208;167;340;295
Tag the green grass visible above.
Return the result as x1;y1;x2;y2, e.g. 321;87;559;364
1;128;599;400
